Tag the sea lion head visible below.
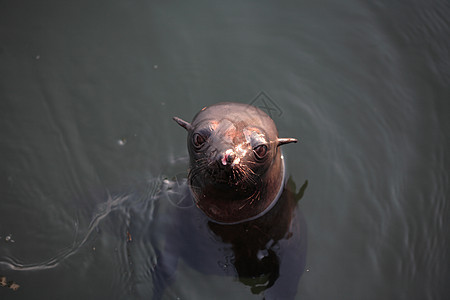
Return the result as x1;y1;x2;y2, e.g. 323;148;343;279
174;102;297;224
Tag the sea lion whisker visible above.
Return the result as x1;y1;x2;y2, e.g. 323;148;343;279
238;165;259;186
249;189;261;205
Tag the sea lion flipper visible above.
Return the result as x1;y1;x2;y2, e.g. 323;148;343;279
278;138;298;146
295;180;308;203
286;177;308;204
173;117;192;131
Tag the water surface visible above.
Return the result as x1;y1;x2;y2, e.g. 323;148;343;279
0;0;449;299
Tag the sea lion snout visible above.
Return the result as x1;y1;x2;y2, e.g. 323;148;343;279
203;141;238;167
209;149;240;182
204;134;246;169
221;149;237;166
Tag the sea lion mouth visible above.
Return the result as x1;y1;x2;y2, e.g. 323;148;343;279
188;160;265;223
207;165;244;186
189;159;261;195
189;181;262;223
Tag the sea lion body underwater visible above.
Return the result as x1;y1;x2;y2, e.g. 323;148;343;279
152;102;307;299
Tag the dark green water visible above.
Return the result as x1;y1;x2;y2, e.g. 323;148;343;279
1;0;449;299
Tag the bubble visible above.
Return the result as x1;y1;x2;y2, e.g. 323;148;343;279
117;138;127;146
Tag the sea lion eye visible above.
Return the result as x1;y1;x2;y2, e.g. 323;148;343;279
192;133;206;149
253;145;267;159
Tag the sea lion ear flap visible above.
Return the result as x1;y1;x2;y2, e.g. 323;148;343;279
277;138;298;147
173;117;193;131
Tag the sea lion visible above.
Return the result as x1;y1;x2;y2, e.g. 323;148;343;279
173;102;297;224
151;102;307;299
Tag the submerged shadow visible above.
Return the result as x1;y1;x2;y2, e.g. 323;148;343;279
207;178;308;296
152;177;308;299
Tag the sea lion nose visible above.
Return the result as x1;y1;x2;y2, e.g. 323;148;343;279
221;149;236;166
